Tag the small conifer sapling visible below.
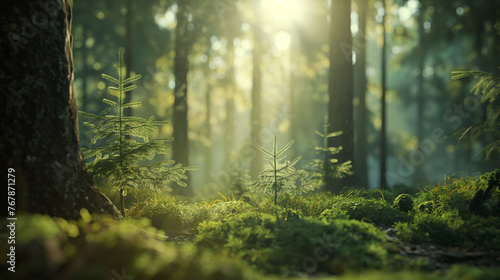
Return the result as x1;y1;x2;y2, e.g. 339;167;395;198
80;50;196;216
301;116;353;192
249;136;315;219
451;67;500;158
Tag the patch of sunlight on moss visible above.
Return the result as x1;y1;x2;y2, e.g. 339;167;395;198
56;218;79;238
17;214;60;243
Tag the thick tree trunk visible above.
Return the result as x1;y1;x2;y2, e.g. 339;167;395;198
327;0;354;192
172;0;193;195
0;0;121;219
354;0;369;188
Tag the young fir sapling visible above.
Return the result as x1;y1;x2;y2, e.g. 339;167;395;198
301;115;353;192
450;67;500;158
450;25;500;158
80;50;196;217
249;136;316;219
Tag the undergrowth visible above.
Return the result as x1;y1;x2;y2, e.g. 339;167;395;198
2;169;500;279
195;211;402;276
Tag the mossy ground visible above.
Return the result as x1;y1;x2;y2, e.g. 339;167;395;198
1;170;500;279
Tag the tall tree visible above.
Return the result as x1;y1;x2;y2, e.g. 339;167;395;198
225;36;236;164
172;0;193;195
204;82;213;184
327;0;354;191
414;1;427;185
123;0;133;118
250;0;263;179
379;0;388;188
354;0;369;187
0;0;121;219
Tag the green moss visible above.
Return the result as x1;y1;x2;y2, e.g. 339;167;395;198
395;212;500;249
331;196;410;227
417;201;435;213
196;211;399;276
0;212;269;280
394;194;414;213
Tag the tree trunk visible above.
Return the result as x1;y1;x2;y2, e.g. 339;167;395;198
0;0;121;220
172;0;193;195
327;0;354;192
415;2;427;186
121;0;133;210
204;83;212;184
123;0;133;118
250;0;263;179
290;35;299;156
379;0;388;189
354;0;369;188
225;37;236;164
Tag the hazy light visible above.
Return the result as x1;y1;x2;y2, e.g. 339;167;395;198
399;7;412;22
392;46;402;55
168;80;175;89
156;5;177;30
241;23;251;32
274;31;291;51
93;62;102;71
97;81;106;90
351;11;359;34
261;0;303;25
96;11;105;20
407;0;419;14
456;7;464;16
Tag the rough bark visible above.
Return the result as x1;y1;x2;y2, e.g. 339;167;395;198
172;0;193;195
0;0;121;219
327;0;354;191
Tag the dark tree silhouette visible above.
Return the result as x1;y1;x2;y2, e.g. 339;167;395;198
379;0;388;189
354;0;369;188
327;0;354;191
172;0;193;195
0;0;121;219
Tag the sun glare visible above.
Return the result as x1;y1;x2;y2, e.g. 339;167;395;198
260;0;303;25
274;31;291;51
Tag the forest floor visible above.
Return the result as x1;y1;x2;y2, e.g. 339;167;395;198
1;170;500;279
163;225;500;276
388;228;500;272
